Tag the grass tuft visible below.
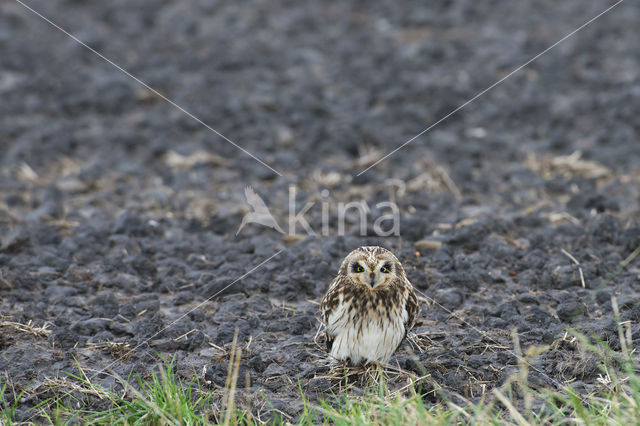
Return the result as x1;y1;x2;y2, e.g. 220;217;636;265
1;380;26;425
79;358;212;425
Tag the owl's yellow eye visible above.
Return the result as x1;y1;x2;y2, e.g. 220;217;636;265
352;263;364;273
380;264;391;273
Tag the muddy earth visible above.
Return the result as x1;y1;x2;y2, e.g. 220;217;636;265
1;0;639;422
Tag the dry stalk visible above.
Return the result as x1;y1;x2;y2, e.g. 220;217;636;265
222;329;242;426
561;248;586;288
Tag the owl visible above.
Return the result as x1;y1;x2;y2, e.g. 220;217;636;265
319;246;420;365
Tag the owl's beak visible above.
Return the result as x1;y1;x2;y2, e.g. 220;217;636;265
369;272;375;287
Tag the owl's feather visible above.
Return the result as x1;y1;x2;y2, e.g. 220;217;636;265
404;289;419;334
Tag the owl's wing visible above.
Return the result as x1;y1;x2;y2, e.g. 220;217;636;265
404;289;419;333
319;278;344;352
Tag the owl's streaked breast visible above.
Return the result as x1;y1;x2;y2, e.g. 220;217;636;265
326;291;408;364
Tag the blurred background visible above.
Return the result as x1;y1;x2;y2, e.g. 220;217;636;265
2;0;638;226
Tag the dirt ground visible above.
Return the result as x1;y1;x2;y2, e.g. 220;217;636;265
1;0;639;422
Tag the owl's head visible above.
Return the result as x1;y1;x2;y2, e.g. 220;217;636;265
341;246;402;289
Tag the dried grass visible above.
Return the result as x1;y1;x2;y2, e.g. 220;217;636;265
0;318;51;339
164;150;229;169
86;341;133;362
525;151;612;180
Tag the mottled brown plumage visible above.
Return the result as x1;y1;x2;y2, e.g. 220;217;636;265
320;246;420;364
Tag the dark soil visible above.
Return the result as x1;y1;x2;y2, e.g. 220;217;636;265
1;0;639;422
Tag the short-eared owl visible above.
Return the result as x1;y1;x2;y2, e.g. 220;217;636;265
320;246;420;365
